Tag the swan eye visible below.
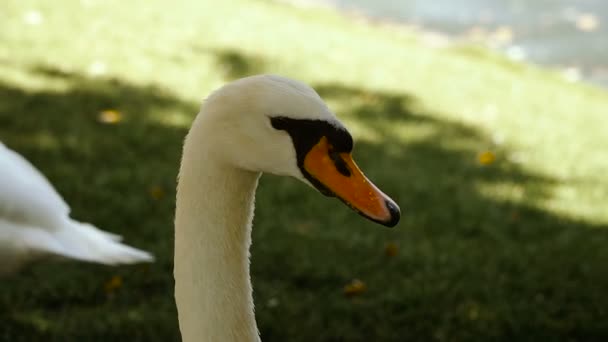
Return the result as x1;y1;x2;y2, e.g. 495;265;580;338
269;116;288;130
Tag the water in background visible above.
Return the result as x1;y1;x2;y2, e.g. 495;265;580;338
318;0;608;87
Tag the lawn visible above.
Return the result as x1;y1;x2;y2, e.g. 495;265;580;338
1;0;608;341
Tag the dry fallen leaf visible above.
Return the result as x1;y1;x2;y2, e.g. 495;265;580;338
477;151;496;166
98;109;123;124
104;275;123;294
149;185;165;200
385;242;399;257
344;279;367;297
510;211;520;221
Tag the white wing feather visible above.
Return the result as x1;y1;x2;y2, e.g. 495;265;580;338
0;142;153;275
0;142;69;229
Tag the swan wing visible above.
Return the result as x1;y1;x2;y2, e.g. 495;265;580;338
0;142;154;272
0;142;70;229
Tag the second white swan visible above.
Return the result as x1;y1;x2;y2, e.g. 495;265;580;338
0;142;154;275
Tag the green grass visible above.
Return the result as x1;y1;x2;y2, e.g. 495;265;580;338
1;0;608;341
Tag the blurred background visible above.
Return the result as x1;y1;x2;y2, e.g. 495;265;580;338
1;0;607;341
314;0;608;86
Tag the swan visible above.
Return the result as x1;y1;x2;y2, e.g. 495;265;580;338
175;75;400;341
0;142;154;275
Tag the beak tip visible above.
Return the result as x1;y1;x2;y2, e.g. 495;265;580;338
382;199;401;228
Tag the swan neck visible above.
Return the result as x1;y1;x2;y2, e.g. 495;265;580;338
175;139;261;342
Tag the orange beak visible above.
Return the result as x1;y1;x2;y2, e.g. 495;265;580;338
303;137;400;227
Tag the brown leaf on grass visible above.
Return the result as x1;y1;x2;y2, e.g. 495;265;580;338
510;210;520;221
104;275;123;294
385;242;399;257
477;151;496;166
98;109;123;124
343;279;367;297
149;185;165;200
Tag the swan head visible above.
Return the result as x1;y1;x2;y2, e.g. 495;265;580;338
197;74;400;227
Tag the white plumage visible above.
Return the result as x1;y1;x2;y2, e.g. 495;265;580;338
0;142;153;275
174;75;399;341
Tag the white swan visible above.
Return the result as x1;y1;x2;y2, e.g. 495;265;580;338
175;75;400;341
0;142;154;275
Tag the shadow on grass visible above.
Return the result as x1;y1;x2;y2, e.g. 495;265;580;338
253;81;608;342
0;65;194;341
252;84;608;341
191;46;267;80
209;50;608;341
213;48;267;80
1;58;607;342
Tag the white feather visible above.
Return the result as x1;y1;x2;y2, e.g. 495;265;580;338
0;142;153;275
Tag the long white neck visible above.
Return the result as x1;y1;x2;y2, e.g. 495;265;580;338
174;120;261;342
